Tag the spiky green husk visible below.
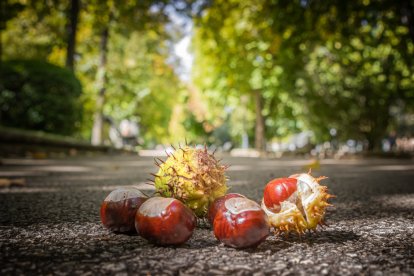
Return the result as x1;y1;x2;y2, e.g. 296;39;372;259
154;146;228;217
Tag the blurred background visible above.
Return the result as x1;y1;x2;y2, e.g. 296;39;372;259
0;0;413;158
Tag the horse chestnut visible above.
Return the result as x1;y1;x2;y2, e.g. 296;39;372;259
100;187;147;233
207;193;246;225
135;197;196;245
213;197;269;248
262;173;333;234
263;178;297;213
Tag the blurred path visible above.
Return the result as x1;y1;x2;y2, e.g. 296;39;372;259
0;155;413;275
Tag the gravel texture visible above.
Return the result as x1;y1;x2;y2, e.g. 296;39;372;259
0;155;413;275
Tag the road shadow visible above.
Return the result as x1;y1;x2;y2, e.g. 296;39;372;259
248;238;295;253
249;229;359;253
285;229;360;245
327;195;414;223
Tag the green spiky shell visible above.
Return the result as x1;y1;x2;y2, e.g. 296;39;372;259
154;146;228;217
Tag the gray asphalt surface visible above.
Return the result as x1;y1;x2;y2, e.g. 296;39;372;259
0;155;413;275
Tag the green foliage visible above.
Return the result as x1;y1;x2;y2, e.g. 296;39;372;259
82;24;183;143
0;60;83;135
292;0;414;149
0;0;25;30
193;0;414;150
75;1;186;143
2;0;187;144
192;0;305;145
2;0;413;150
2;1;67;60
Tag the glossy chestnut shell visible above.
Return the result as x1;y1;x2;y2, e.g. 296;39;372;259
213;197;269;248
207;193;246;225
263;177;297;213
100;187;147;233
135;197;196;245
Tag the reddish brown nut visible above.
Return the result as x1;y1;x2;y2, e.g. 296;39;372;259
262;174;333;234
100;187;147;233
263;177;297;213
135;197;196;245
207;193;246;225
213;197;270;248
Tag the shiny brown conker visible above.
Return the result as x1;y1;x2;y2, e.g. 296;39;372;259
100;187;147;233
263;177;297;213
207;193;246;225
135;197;197;245
213;197;269;248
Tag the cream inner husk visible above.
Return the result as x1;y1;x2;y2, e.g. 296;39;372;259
262;173;328;232
139;197;175;217
225;198;261;215
104;187;146;202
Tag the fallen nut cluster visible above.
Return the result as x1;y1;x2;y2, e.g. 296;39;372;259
100;145;334;248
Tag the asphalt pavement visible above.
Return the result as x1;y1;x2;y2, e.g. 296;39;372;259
0;155;413;275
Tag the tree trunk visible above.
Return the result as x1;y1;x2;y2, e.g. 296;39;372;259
0;27;2;65
401;0;414;43
0;0;4;65
65;0;80;71
365;103;390;152
91;23;110;145
254;89;265;151
366;132;382;152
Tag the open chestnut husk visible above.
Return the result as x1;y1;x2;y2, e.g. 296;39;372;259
135;197;196;245
100;187;148;233
213;197;270;248
262;173;334;234
207;193;246;225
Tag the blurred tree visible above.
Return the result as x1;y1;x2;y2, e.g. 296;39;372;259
292;0;414;150
2;0;67;60
193;0;414;151
2;0;412;151
87;0;174;145
0;60;82;134
0;0;25;63
86;0;209;145
89;1;113;145
192;0;303;150
2;0;189;145
104;30;185;144
65;0;80;71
